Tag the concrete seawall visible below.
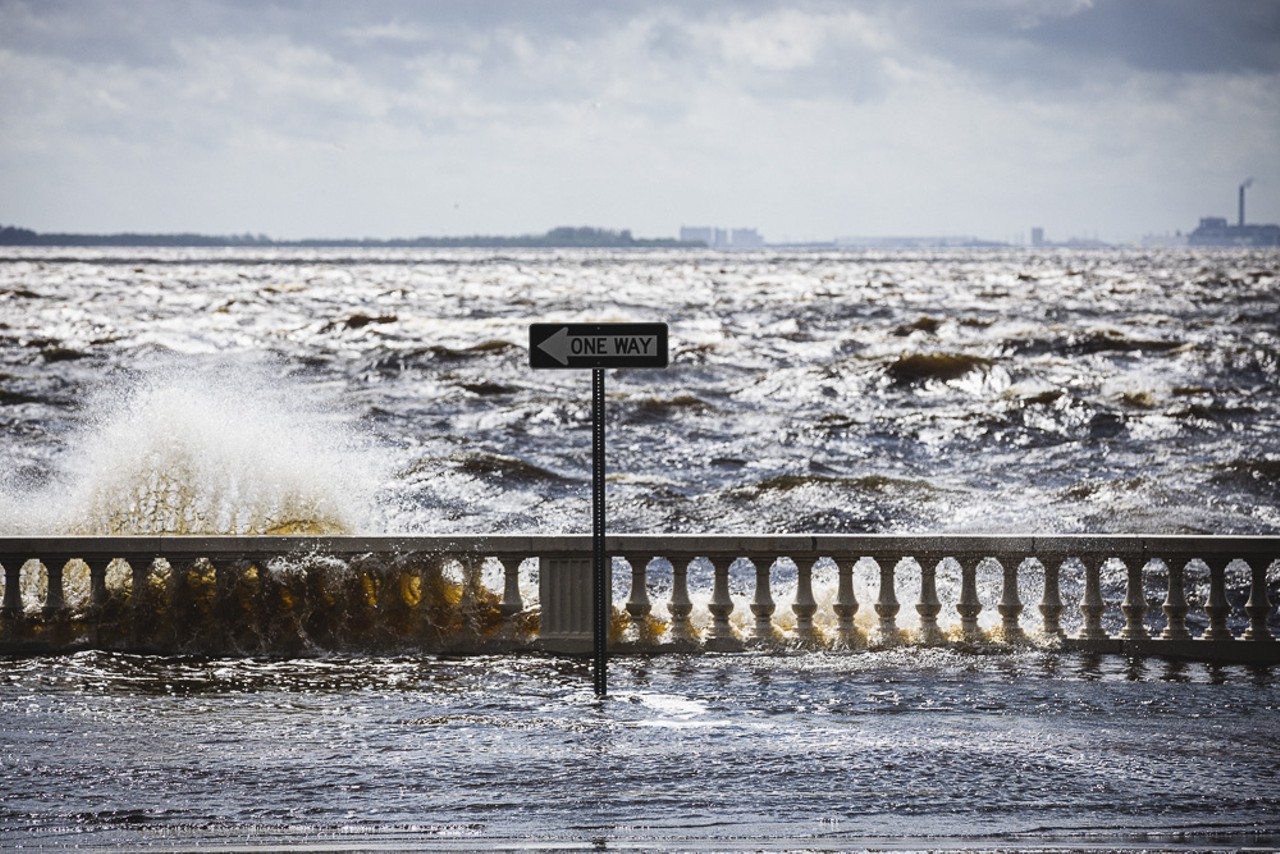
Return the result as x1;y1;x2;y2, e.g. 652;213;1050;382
1;534;1276;663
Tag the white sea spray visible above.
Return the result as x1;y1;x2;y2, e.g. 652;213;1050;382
3;360;382;535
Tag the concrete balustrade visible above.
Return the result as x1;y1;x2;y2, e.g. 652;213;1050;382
957;559;983;642
916;559;944;646
0;535;1276;662
667;556;696;646
705;557;735;650
1040;559;1066;639
792;559;819;644
750;557;777;642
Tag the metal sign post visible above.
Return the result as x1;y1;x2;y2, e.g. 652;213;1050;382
591;367;607;697
529;322;669;697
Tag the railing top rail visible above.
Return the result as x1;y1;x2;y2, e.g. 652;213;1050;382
0;535;570;560
1;533;1276;563
615;534;1278;562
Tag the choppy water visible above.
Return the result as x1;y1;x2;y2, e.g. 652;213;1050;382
1;246;1277;536
1;247;1278;849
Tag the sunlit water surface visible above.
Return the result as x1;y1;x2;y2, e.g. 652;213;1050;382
1;246;1277;536
2;651;1278;851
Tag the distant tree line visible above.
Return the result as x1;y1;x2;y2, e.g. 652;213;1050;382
0;225;702;248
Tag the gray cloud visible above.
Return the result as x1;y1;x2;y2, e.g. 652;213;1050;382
1;0;1276;241
8;1;1277;84
1026;0;1280;75
864;0;1280;93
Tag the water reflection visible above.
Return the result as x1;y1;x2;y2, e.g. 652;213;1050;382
1076;652;1104;681
1;649;1277;848
1160;658;1191;683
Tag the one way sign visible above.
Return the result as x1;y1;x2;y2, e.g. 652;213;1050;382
529;322;669;369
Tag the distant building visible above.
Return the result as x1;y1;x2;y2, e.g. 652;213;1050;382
679;226;715;246
1188;217;1280;247
1057;236;1111;249
1016;228;1111;250
833;235;997;249
1189;181;1280;247
679;226;766;248
1139;232;1188;248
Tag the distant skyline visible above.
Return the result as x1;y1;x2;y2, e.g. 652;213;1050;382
2;0;1278;244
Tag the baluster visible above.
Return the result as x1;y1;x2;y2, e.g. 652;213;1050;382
625;556;653;642
129;555;154;649
1160;560;1191;640
85;560;111;647
833;559;860;648
1077;560;1109;640
289;558;317;653
131;556;152;603
1;558;23;618
391;556;420;647
873;560;900;646
916;560;944;645
750;558;776;641
706;557;736;645
459;555;484;636
170;558;193;644
89;561;109;612
193;558;221;653
1201;560;1233;641
255;559;283;653
211;559;232;649
625;556;651;623
667;557;694;644
1242;561;1273;642
1119;560;1149;640
792;559;819;645
498;558;524;636
209;558;241;654
1039;559;1066;639
251;560;276;651
957;560;983;642
43;559;68;617
998;560;1025;643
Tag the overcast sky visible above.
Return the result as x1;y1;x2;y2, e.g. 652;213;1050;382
2;0;1277;243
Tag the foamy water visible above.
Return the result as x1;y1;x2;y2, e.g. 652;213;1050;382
3;362;380;535
2;246;1277;538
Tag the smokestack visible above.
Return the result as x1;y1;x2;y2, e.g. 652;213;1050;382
1239;178;1254;227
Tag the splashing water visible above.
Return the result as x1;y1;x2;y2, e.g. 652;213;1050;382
2;362;381;535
